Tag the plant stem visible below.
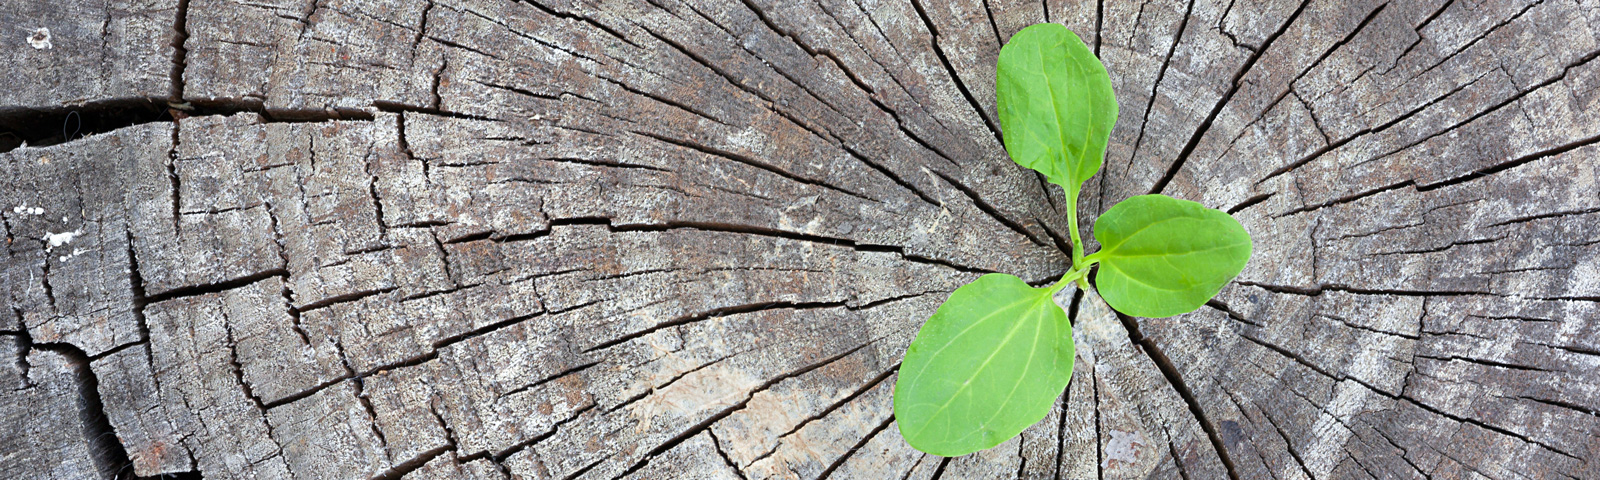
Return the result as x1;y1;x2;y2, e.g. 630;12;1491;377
1048;261;1096;292
1065;184;1086;267
1062;183;1094;290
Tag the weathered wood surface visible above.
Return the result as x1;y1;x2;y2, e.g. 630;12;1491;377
3;0;1599;478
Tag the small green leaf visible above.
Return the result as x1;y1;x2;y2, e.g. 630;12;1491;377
1090;195;1253;317
893;274;1075;457
996;23;1117;189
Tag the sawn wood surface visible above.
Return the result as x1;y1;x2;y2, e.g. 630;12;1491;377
3;0;1598;478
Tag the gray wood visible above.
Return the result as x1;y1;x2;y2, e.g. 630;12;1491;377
3;0;1599;478
0;0;177;106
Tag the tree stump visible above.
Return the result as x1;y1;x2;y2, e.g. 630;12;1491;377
3;0;1598;478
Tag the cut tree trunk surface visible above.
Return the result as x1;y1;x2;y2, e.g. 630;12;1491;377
3;0;1598;478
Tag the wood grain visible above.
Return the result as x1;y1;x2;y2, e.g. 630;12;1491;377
3;0;1598;478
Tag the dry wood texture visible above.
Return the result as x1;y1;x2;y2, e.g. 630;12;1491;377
3;0;1599;478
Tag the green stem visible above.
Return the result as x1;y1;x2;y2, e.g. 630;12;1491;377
1047;258;1098;293
1065;184;1085;267
1062;183;1094;290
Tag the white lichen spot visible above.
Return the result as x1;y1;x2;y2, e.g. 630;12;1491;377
27;28;52;50
11;205;45;215
42;230;82;252
728;127;768;155
1102;429;1148;469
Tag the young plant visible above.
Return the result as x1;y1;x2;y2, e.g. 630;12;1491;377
892;23;1253;457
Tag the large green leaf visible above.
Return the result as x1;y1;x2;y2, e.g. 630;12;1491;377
893;274;1075;457
996;23;1117;189
1090;195;1253;317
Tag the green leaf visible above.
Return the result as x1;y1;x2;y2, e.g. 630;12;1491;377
1090;195;1253;317
996;23;1117;190
893;274;1075;457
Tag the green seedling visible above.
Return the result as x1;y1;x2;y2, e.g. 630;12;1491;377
892;23;1253;457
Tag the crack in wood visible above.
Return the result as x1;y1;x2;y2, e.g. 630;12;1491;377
1127;0;1196;172
1415;353;1551;373
928;169;1054;249
1236;280;1498;298
1252;1;1391;160
908;0;1004;145
612;339;877;478
515;0;644;51
26;341;203;479
1258;64;1493;185
741;364;898;467
930;456;952;479
369;444;451;480
529;216;994;275
1368;45;1600;171
1410;0;1544;83
0;97;374;153
631;129;874;202
816;414;895;479
1152;0;1311;195
1113;307;1241;480
707;429;751;480
6;1;1597;477
169;0;191;101
1377;0;1456;77
1416;131;1600;192
1240;316;1586;464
